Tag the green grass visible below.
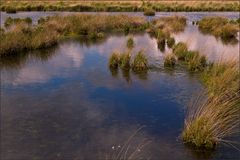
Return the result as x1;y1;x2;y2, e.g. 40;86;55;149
132;50;148;72
183;61;239;149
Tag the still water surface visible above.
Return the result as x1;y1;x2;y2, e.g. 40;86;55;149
1;12;239;160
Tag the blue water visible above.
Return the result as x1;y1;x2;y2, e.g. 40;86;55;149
1;33;239;160
1;12;240;159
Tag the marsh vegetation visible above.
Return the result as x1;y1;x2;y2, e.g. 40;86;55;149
198;17;240;40
183;61;239;149
1;1;240;12
0;14;147;55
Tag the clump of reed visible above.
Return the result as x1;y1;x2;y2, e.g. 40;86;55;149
166;37;175;48
119;51;131;70
198;17;239;40
132;50;148;71
186;51;207;72
109;51;120;69
127;37;134;49
183;61;239;149
183;90;240;149
172;42;188;60
108;49;148;73
143;8;155;16
164;53;176;68
172;42;207;72
201;61;239;96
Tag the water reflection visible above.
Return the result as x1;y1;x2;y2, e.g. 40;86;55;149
0;47;57;69
173;25;239;62
1;26;240;160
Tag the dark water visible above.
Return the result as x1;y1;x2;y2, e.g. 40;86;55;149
1;12;240;160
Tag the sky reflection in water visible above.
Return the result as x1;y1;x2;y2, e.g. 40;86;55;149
1;13;240;160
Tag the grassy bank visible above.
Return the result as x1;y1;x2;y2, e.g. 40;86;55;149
0;14;147;55
1;1;240;12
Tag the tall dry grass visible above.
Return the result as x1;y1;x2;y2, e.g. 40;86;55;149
182;61;240;149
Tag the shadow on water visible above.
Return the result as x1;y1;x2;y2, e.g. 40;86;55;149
122;68;131;83
109;67;149;82
184;144;216;160
0;46;58;69
132;70;148;81
197;28;239;45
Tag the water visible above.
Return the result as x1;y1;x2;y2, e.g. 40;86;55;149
1;11;239;26
1;12;240;160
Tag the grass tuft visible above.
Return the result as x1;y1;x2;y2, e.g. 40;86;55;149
119;51;131;70
164;54;176;68
172;42;188;60
183;61;240;149
166;37;175;48
132;50;148;71
109;51;120;69
127;37;134;49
